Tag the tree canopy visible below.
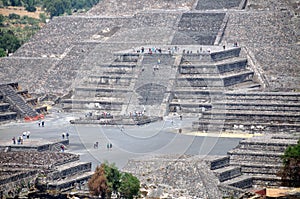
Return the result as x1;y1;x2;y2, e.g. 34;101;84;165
278;139;300;187
119;172;140;199
88;162;140;199
0;30;21;55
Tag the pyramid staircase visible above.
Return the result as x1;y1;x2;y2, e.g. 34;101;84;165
169;46;300;133
208;135;299;196
61;53;140;116
123;53;178;117
0;83;46;122
63;50;179;124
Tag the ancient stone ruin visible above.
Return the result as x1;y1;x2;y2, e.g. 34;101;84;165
0;82;47;123
0;0;299;197
0;0;299;130
0;139;92;198
122;134;300;198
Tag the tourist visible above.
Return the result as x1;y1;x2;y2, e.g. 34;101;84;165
110;143;112;150
157;58;161;65
41;121;45;127
12;137;16;144
180;115;182;120
26;131;30;139
223;45;226;50
62;132;65;139
20;136;23;145
141;47;144;53
22;131;27;139
61;145;65;152
66;132;69;139
38;121;41;127
94;142;99;149
107;143;109;151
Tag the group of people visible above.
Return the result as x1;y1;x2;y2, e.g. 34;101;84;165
129;110;145;117
137;47;163;54
61;132;69;139
93;142;113;151
38;120;45;127
12;131;30;145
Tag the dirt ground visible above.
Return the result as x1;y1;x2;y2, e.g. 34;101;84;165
0;6;46;19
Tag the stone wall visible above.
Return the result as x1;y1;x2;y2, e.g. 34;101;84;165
195;0;242;10
223;1;300;91
87;0;196;16
172;13;226;45
0;151;79;169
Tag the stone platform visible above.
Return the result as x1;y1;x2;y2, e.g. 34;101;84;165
0;138;69;152
0;138;92;198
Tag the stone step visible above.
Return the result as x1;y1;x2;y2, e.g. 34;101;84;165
180;57;247;74
225;92;300;102
0;103;10;112
49;161;92;180
252;175;282;186
227;149;283;164
178;70;253;80
61;98;124;105
171;100;300;111
208;156;230;170
193;120;300;133
213;166;242;182
230;162;281;175
88;74;134;79
47;171;93;190
201;110;300;120
228;149;283;156
226;80;261;91
0;112;18;122
63;106;120;115
222;175;253;189
240;136;299;145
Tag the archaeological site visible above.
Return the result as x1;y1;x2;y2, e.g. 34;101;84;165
0;0;299;198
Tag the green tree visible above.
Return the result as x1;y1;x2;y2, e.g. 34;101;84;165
39;13;47;23
0;30;21;53
278;139;300;187
43;0;71;18
2;0;9;6
103;162;121;195
10;0;22;6
25;3;37;12
0;48;7;57
8;13;20;19
0;15;5;26
119;172;140;199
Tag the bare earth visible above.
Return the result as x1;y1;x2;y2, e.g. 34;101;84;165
0;6;45;19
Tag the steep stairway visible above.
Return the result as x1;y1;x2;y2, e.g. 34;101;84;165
228;134;300;186
0;84;41;120
122;53;178;117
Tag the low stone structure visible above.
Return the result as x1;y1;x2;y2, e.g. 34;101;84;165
122;134;300;198
122;155;224;198
0;139;92;198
